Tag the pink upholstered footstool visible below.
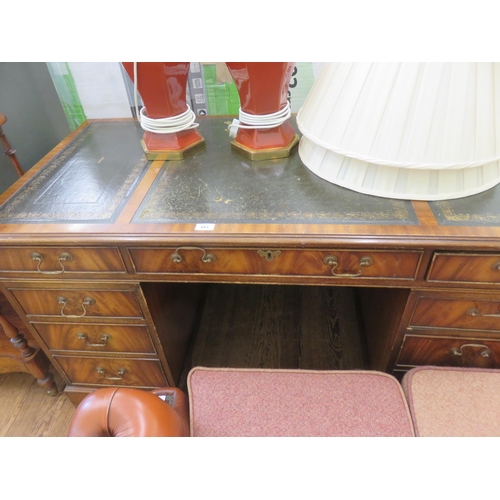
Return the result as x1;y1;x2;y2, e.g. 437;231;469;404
187;367;415;437
402;366;500;437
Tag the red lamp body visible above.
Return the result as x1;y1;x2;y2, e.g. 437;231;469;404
122;62;205;159
225;62;299;159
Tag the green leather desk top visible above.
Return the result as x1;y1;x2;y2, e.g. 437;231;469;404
0;119;419;226
133;119;418;226
0;121;148;224
0;118;500;249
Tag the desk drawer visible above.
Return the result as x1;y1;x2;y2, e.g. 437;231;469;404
32;323;156;354
55;356;167;387
427;253;500;284
0;246;126;275
129;247;421;280
10;288;144;319
397;334;500;369
410;296;500;331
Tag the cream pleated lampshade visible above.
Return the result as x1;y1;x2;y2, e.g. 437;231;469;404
297;62;500;200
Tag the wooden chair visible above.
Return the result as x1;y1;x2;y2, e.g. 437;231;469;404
0;113;24;177
0;293;57;396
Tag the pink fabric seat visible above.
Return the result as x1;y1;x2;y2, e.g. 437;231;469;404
402;366;500;437
187;367;415;437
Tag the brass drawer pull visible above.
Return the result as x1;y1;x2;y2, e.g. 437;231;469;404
77;333;111;347
57;296;96;317
257;249;281;262
491;262;500;272
323;255;373;277
96;367;126;381
31;251;73;274
449;343;492;358
170;246;216;264
467;308;500;318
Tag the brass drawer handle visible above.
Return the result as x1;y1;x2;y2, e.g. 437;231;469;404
323;255;373;277
170;246;216;264
491;262;500;272
31;251;73;274
96;367;127;381
257;249;281;262
77;333;111;347
467;308;500;318
449;343;492;358
57;296;96;317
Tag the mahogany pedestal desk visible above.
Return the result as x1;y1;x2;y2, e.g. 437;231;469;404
1;118;500;405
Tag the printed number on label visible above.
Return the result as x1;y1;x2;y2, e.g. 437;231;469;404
195;223;215;231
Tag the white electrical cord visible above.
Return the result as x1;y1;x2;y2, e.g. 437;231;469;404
133;62;199;134
228;102;291;138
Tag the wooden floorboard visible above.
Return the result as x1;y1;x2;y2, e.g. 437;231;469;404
0;369;74;437
189;284;367;372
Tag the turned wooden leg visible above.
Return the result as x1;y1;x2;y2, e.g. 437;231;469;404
32;361;58;396
0;114;24;177
0;313;35;357
0;311;58;396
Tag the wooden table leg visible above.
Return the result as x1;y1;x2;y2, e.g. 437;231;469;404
0;114;25;177
0;312;58;396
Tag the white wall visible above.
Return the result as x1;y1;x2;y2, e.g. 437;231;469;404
68;62;132;119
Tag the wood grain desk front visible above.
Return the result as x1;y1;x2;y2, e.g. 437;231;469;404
1;118;500;404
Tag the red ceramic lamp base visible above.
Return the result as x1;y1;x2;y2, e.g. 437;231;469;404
141;137;206;161
231;131;299;161
140;129;205;161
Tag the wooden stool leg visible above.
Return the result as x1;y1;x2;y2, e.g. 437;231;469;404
0;312;58;396
0;115;25;177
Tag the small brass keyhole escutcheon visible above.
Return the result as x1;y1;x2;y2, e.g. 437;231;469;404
257;249;281;262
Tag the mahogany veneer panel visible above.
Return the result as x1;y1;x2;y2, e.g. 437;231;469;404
427;252;500;283
0;246;126;275
55;356;167;387
397;335;500;369
141;282;205;386
410;296;500;331
33;323;156;354
10;288;143;319
129;247;422;280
